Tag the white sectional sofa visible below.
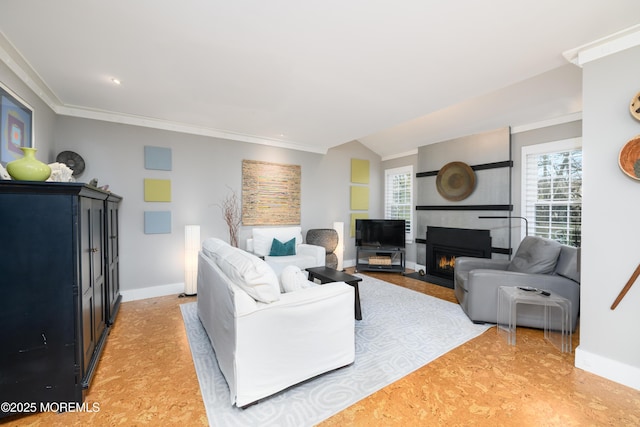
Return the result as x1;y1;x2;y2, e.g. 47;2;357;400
246;226;325;276
197;237;355;407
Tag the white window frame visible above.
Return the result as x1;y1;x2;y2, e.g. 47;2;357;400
384;165;414;244
520;137;582;245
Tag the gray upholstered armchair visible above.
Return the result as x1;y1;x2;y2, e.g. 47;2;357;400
454;236;580;331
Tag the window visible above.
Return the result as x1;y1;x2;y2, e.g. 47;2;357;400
385;165;414;243
521;138;582;247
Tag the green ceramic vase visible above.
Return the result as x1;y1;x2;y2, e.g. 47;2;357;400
6;147;51;181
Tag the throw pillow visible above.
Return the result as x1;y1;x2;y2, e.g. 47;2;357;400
507;236;562;274
251;227;303;256
280;265;312;293
269;238;296;256
214;244;281;303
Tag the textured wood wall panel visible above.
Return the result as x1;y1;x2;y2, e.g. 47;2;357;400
242;160;301;225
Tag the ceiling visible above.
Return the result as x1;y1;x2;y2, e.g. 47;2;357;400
1;1;639;159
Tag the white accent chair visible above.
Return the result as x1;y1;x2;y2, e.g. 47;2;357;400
246;226;325;276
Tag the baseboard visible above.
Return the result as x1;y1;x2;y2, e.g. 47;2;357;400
121;282;185;302
575;345;640;391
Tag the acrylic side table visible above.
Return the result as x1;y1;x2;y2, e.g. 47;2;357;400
497;286;572;353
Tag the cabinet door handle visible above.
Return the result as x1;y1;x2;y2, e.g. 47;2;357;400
91;248;99;253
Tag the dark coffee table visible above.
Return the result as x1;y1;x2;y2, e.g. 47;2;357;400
306;266;362;320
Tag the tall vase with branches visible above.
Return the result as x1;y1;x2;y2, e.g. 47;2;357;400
219;189;242;247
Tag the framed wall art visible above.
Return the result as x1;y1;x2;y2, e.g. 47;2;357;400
0;81;33;166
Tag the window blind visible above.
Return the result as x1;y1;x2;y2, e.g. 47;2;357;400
522;140;582;247
385;166;413;242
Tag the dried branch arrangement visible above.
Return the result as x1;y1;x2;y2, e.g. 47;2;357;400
219;189;242;247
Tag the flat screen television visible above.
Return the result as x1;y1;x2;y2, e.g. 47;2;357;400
355;219;406;249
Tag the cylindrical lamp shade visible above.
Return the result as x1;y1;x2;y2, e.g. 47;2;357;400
184;225;201;295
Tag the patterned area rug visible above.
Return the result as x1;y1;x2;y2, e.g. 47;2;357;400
180;274;491;426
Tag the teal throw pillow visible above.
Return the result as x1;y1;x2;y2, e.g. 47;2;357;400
269;238;296;256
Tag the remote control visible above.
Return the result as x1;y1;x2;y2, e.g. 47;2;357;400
517;286;551;296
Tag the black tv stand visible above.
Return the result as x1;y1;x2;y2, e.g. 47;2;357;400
355;247;405;274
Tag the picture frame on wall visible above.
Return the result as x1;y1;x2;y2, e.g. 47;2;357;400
0;81;33;166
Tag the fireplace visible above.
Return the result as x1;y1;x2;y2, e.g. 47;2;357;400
425;226;491;288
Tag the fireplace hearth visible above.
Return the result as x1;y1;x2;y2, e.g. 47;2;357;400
425;226;491;288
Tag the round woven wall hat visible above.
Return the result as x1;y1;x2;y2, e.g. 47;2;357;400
619;135;640;180
436;161;476;201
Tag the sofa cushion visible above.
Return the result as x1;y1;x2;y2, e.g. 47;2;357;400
269;238;296;256
252;227;303;257
507;236;561;275
280;265;312;293
214;243;280;303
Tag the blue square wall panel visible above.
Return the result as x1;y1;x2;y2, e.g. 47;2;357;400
144;211;172;234
144;146;172;171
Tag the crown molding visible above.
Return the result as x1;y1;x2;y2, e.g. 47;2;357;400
0;31;61;109
510;112;582;134
563;24;640;67
56;105;328;154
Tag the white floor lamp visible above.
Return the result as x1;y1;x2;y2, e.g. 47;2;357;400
183;225;200;296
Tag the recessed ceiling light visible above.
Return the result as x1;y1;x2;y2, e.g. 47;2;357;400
111;78;121;85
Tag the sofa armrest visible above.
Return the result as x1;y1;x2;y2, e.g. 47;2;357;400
297;243;326;267
233;282;355;406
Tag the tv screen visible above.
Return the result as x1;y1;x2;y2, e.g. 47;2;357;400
355;219;406;249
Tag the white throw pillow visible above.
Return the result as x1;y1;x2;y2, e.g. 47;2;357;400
214;244;281;303
280;265;312;293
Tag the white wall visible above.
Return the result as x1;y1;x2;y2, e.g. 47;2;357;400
577;45;640;390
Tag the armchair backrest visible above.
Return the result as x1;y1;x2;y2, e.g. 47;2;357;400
507;236;580;284
507;236;561;275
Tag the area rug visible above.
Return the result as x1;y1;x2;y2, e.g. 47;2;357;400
180;274;491;426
